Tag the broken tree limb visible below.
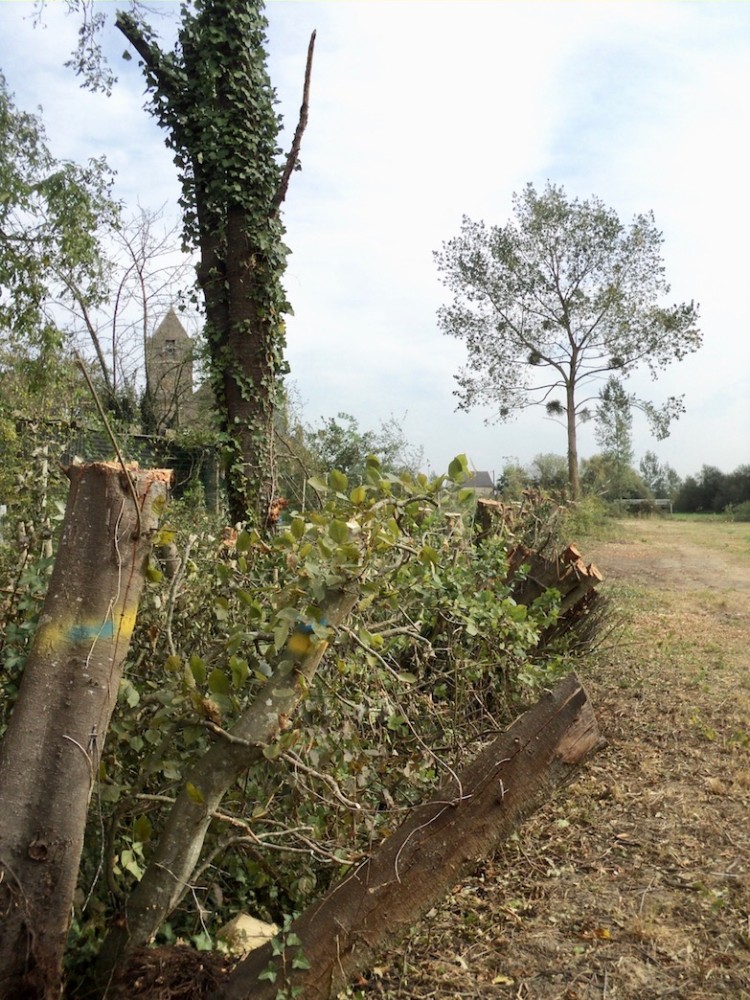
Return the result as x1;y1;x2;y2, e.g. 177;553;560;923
0;463;171;1000
215;671;605;1000
94;585;360;992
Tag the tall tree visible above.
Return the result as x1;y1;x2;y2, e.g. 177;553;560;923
112;1;315;526
595;376;634;498
639;450;681;499
435;182;701;498
0;71;116;359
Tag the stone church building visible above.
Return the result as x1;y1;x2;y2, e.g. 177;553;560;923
144;307;214;433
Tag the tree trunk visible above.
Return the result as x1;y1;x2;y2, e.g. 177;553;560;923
0;463;171;1000
566;378;580;499
216;671;604;1000
94;586;359;992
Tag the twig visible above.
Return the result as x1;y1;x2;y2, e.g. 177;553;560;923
163;534;195;657
74;351;142;538
281;749;362;811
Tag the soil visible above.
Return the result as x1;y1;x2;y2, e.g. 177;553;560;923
359;517;750;999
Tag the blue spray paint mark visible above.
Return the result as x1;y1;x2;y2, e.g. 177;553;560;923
67;621;116;644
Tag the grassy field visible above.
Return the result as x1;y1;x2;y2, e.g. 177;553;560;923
361;516;750;999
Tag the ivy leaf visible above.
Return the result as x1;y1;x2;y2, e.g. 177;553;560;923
120;849;144;880
133;814;153;843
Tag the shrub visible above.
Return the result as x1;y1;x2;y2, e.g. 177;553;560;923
4;455;594;964
725;500;750;522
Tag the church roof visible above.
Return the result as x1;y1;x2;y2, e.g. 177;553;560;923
152;307;190;342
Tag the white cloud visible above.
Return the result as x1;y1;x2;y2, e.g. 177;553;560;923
1;0;748;480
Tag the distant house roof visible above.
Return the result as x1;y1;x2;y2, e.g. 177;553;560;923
464;471;494;490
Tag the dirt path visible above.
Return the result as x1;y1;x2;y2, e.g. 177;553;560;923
594;518;750;596
366;518;750;999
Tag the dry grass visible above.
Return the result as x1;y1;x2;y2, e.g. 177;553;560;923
353;517;750;999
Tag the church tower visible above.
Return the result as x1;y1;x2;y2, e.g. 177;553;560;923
145;307;194;431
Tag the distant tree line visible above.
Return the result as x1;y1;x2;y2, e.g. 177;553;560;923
674;465;750;515
497;450;681;504
496;451;750;520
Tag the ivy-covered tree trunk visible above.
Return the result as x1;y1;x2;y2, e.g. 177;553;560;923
0;463;170;1000
116;1;314;527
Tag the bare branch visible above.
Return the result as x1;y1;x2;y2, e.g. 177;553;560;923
272;30;316;214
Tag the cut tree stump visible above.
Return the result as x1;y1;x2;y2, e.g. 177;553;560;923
214;671;604;1000
0;463;171;1000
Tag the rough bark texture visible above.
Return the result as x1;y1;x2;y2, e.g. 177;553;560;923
216;672;604;1000
0;463;171;1000
116;6;315;528
94;586;359;993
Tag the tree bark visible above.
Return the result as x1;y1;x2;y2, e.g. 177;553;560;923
94;586;359;992
0;463;171;1000
566;376;580;499
116;7;316;529
216;671;604;1000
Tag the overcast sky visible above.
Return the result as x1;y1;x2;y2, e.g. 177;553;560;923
2;1;748;479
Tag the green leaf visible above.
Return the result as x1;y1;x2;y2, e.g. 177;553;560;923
185;781;205;805
397;671;417;684
120;849;144;880
162;761;181;780
350;484;367;505
290;516;306;539
229;655;249;688
328;469;348;493
208;668;230;695
235;530;254;553
307;477;328;494
133;814;153;843
273;623;290;652
165;654;181;673
328;519;350;544
448;454;469;483
189;655;206;685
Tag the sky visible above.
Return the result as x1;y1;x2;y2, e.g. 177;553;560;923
1;1;748;481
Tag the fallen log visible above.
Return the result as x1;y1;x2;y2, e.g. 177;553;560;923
214;671;604;1000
